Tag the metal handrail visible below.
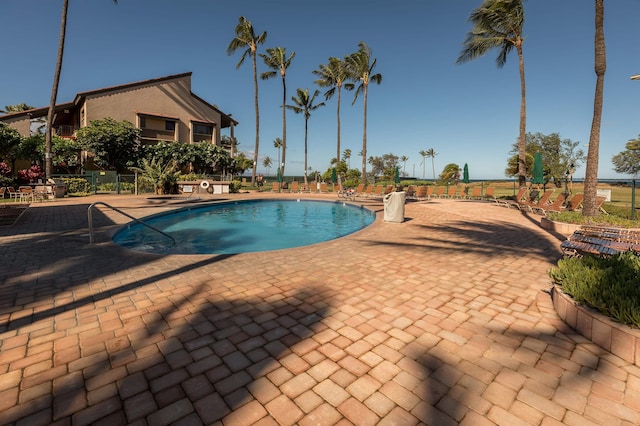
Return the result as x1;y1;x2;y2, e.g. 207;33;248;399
87;201;176;247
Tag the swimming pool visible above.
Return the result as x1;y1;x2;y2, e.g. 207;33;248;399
112;199;376;254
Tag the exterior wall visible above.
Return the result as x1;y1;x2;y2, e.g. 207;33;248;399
1;116;31;137
82;74;222;145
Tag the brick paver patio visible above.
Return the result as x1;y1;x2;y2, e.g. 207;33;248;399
1;192;639;425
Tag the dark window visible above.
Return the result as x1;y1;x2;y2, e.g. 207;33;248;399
193;123;213;135
165;121;175;131
140;117;146;128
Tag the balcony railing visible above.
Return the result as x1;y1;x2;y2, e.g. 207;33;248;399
140;128;176;141
54;125;77;138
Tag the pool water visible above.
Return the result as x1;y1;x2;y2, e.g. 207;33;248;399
112;199;376;254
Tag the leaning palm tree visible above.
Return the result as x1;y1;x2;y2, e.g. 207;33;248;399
286;88;325;187
457;0;527;188
45;0;118;178
260;46;295;177
313;57;354;183
273;137;283;171
582;0;606;217
227;16;267;186
345;42;382;186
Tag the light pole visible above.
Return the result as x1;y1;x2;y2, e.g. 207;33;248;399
631;74;639;218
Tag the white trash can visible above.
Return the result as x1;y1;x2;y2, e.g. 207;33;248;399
383;191;406;223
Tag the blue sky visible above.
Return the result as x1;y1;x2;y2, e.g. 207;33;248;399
1;0;640;180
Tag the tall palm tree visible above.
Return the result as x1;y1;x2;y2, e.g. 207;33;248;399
286;88;325;187
346;42;382;186
227;16;267;186
45;0;119;179
400;155;409;175
313;57;354;181
582;0;606;217
419;149;428;179
260;46;295;177
273;137;282;172
262;156;272;175
457;0;527;188
426;148;438;183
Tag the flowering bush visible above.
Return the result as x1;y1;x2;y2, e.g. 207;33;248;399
0;162;11;177
17;165;44;183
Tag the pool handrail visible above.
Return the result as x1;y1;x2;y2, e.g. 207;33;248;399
87;201;176;247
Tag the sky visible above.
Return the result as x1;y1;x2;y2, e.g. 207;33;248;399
1;0;640;180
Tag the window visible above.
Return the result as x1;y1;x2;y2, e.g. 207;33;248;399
165;121;175;131
140;116;146;128
193;123;212;135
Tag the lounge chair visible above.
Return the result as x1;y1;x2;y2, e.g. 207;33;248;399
435;186;446;198
405;185;417;200
499;187;528;209
415;186;428;200
482;187;497;202
18;186;34;202
319;182;328;193
529;189;556;214
565;193;584;211
426;186;435;199
542;193;567;216
0;187;5;200
467;186;483;200
445;186;457;198
289;181;300;193
271;182;280;192
367;185;385;198
6;186;21;202
454;186;468;199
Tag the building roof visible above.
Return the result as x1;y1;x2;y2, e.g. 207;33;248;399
0;72;238;128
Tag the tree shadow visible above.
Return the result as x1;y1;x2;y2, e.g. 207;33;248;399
1;277;330;424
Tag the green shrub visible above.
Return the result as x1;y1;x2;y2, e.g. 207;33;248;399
546;210;639;228
63;177;92;195
229;180;242;193
549;251;640;327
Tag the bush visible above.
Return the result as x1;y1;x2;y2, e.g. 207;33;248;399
549;251;640;328
229;180;242;193
546;210;639;228
63;177;92;195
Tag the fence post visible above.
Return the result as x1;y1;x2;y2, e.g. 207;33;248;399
633;179;636;221
116;174;121;194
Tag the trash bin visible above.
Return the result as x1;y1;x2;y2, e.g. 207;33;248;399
383;191;405;223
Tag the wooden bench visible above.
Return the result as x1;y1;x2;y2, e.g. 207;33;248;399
560;225;640;257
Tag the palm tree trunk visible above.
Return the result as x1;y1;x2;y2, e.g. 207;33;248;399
281;75;287;177
583;0;606;216
45;0;69;179
251;52;260;186
361;85;368;185
304;118;309;187
336;86;343;188
517;44;527;188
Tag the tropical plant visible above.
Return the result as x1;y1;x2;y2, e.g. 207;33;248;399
506;132;585;185
400;155;409;175
45;0;118;178
131;157;181;195
227;16;267;186
342;148;352;169
457;0;527;188
53;135;82;174
75;118;141;172
286;88;325;187
1;103;35;114
612;136;640;177
0;123;22;162
273;137;283;171
260;46;295;177
346;42;382;186
582;0;606;217
262;156;272;175
440;163;461;183
426;148;437;182
313;57;355;182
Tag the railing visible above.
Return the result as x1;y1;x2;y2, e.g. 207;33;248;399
87;201;176;247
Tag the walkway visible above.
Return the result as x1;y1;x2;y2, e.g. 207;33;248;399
0;193;638;425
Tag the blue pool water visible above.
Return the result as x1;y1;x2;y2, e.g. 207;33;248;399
112;199;376;254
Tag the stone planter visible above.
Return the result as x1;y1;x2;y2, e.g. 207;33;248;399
540;217;581;237
550;286;640;366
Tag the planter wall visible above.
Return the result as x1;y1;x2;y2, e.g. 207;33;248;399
550;286;640;366
540;217;581;237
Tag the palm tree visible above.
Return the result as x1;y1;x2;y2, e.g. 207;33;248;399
418;150;428;179
273;137;282;172
400;155;409;175
457;0;527;188
262;156;272;175
426;148;437;183
346;42;382;186
286;88;325;187
260;46;295;177
342;148;352;169
227;16;267;186
313;57;354;181
45;0;119;179
582;0;606;217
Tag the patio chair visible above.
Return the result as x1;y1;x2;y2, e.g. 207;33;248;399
6;186;21;202
0;187;5;200
467;186;483;200
454;186;467;199
499;187;528;209
319;182;328;193
415;186;428;200
446;186;457;198
542;193;567;216
289;181;300;193
271;182;281;192
482;187;497;202
529;189;556;214
426;186;435;199
435;186;446;198
18;186;34;202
